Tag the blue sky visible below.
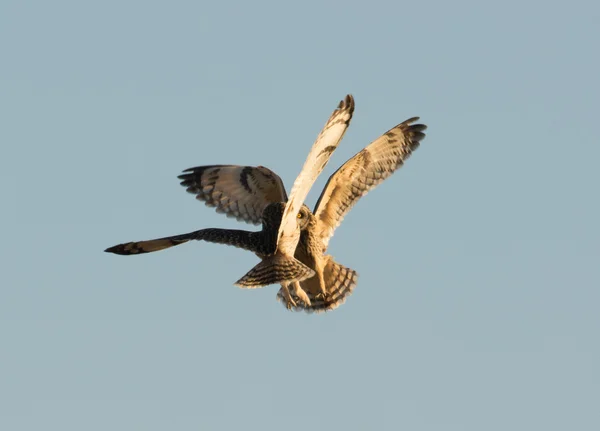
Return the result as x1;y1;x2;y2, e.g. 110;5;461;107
1;1;599;430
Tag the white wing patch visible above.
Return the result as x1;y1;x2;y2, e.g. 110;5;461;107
276;94;355;256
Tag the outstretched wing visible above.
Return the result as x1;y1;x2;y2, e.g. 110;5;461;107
276;94;355;255
105;228;263;256
178;165;287;225
313;117;427;250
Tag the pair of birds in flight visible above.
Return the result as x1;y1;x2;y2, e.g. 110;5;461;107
105;95;427;313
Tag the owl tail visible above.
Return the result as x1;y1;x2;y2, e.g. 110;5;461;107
310;258;359;312
235;254;315;288
277;256;359;313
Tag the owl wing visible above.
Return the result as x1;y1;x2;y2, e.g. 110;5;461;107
178;165;287;225
276;94;355;255
313;117;427;250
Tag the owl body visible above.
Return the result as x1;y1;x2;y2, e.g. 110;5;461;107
105;95;427;313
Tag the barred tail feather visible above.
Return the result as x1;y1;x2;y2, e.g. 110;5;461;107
235;254;315;288
276;256;358;313
309;258;358;313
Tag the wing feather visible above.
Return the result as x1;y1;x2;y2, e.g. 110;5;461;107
276;95;355;255
314;117;427;249
178;165;287;225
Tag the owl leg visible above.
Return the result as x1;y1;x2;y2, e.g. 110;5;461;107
290;281;311;307
279;283;297;310
313;259;330;300
277;282;312;310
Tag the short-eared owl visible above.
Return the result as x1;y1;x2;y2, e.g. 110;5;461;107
105;95;427;313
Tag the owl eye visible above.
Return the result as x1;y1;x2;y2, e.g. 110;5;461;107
297;212;303;219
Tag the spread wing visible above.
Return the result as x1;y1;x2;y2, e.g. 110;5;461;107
178;165;287;225
313;117;427;250
276;94;355;255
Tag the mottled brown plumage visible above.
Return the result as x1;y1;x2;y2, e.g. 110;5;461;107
178;165;288;225
105;95;426;313
270;117;427;312
105;202;315;286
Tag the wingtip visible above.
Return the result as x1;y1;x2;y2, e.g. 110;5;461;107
104;244;127;255
178;165;227;180
340;94;355;113
398;117;428;138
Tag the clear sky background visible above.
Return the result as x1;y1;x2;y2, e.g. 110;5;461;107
1;1;598;430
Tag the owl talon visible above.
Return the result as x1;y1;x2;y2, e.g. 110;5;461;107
285;297;297;310
280;285;297;310
290;282;311;307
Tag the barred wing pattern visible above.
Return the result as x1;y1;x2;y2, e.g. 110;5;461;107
106;93;428;315
313;118;427;250
105;228;268;256
178;165;287;225
276;94;355;256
